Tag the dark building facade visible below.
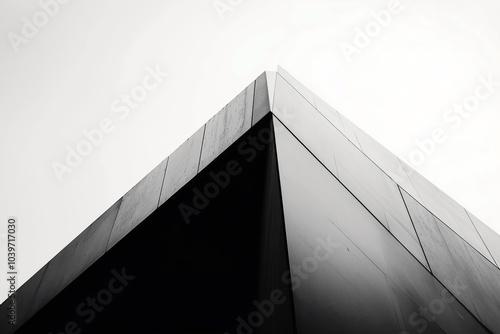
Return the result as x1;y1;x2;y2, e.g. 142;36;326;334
2;67;500;333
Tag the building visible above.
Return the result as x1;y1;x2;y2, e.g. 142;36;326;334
2;67;500;333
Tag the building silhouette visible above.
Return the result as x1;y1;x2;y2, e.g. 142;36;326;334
2;67;500;333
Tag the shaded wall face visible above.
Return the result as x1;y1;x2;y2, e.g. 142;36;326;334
273;116;489;334
16;116;295;334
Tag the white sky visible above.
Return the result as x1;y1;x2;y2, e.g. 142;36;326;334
1;0;499;301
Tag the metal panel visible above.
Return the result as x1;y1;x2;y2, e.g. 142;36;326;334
436;220;500;331
273;78;428;268
292;66;422;206
252;72;271;125
266;71;276;111
342;119;422;202
464;238;500;329
386;278;447;333
329;123;427;269
159;125;205;206
198;82;254;171
396;159;424;202
273;74;338;176
277;66;317;109
330;123;402;231
467;210;500;267
437;189;494;264
402;189;500;333
402;162;494;264
273;118;487;333
0;265;47;334
402;189;481;312
107;159;168;250
32;199;121;313
312;94;344;131
335;111;364;150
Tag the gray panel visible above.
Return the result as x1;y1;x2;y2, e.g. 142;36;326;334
330;123;395;230
275;118;427;283
312;94;344;131
464;239;500;329
328;124;428;269
396;159;423;202
279;65;422;205
342;118;422;202
402;162;495;264
386;278;447;333
402;164;461;233
274;119;401;333
277;66;364;151
273;74;338;176
314;92;422;207
277;66;317;109
436;221;500;331
314;98;420;200
289;208;401;333
32;199;121;313
252;72;271;125
402;189;500;333
159;125;204;205
107;159;168;250
198;82;254;171
336;111;363;150
266;71;276;111
437;189;494;264
273;77;428;268
468;210;500;267
274;118;487;333
0;264;47;334
401;189;478;307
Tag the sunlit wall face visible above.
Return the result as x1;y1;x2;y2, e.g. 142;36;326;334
274;116;489;333
272;68;500;333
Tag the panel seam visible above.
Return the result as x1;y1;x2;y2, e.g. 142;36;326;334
105;199;123;251
157;157;169;208
465;208;498;267
398;185;433;273
271;115;299;334
196;124;207;173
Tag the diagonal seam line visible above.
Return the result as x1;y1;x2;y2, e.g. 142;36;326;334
105;199;123;251
196;125;207;173
251;77;257;124
157;157;169;208
464;208;498;267
398;185;433;273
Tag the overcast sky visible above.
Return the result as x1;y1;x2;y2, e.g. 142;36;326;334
1;0;499;300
